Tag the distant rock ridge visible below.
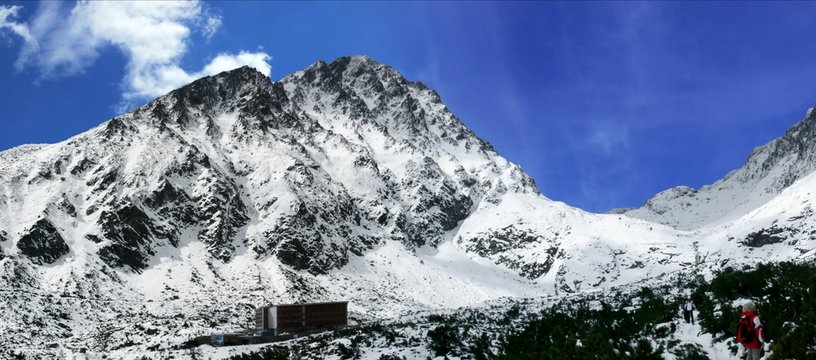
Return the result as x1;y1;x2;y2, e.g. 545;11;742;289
626;101;816;229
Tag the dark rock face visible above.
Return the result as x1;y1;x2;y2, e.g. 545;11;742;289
193;176;249;262
17;218;70;265
85;167;118;192
460;227;558;279
0;230;6;260
256;158;373;274
69;158;96;176
266;198;371;275
57;195;77;217
398;157;473;248
143;179;197;248
742;226;791;247
96;202;171;272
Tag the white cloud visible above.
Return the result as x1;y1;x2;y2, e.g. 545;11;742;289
13;1;271;103
130;51;271;102
202;51;271;76
202;15;222;41
0;5;35;45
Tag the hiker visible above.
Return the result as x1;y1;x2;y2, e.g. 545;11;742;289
737;300;767;360
682;296;695;324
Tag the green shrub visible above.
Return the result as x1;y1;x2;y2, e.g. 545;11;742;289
693;262;816;359
427;323;461;356
495;291;677;360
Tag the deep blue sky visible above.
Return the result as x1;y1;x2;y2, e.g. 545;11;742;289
1;1;815;213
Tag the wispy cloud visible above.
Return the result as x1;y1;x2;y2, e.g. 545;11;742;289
587;121;630;156
10;1;270;106
0;5;35;45
201;14;222;42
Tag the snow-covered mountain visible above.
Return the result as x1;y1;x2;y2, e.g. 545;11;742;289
0;55;813;357
626;105;816;230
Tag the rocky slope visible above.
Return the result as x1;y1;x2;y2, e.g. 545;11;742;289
0;56;813;358
626;105;816;230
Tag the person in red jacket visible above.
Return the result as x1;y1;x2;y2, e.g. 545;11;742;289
737;300;767;360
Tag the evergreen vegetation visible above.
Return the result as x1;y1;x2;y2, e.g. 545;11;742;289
427;322;462;357
494;287;675;359
495;261;816;359
692;262;816;359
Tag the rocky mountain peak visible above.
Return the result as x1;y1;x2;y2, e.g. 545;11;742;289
126;65;289;134
710;100;816;189
0;55;543;277
301;55;397;83
288;55;435;108
283;56;495;156
626;100;816;229
169;65;274;107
